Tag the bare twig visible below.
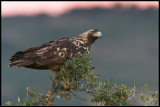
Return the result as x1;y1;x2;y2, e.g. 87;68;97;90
72;93;87;101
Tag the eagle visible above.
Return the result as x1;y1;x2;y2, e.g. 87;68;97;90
8;29;102;94
8;29;102;71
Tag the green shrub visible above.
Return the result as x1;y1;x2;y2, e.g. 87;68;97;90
6;53;159;106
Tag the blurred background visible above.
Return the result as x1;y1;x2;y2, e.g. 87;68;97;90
1;1;159;106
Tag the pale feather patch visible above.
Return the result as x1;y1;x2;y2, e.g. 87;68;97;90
57;47;60;51
86;47;89;52
11;60;26;63
57;52;66;57
62;48;67;51
83;47;87;50
75;40;84;44
70;53;73;57
36;47;49;55
58;52;62;56
72;40;85;49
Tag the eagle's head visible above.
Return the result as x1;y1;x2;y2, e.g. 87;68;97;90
79;29;102;44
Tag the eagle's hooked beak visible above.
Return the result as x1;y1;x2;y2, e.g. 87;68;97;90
98;31;102;39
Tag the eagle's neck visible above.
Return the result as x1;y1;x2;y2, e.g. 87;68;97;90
76;34;88;43
75;35;97;51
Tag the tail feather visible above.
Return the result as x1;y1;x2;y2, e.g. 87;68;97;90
10;51;25;62
9;51;34;68
8;60;33;67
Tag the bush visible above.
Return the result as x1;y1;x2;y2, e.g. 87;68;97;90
6;53;159;106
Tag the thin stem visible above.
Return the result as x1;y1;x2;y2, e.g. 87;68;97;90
72;93;87;101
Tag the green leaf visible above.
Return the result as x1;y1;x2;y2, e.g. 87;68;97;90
110;78;114;83
91;67;95;69
6;101;14;106
147;97;153;104
141;95;145;102
50;76;53;81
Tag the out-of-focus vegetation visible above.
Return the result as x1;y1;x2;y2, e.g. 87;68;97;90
5;53;159;106
2;5;158;106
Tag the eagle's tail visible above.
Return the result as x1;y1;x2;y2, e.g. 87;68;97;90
8;51;33;68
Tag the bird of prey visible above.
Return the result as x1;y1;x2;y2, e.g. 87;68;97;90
8;29;102;95
8;29;102;73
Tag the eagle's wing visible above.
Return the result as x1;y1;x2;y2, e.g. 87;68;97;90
34;38;88;66
9;37;88;70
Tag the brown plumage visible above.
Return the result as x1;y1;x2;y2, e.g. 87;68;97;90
8;29;102;72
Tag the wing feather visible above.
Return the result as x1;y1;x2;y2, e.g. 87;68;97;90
34;38;88;66
9;37;88;70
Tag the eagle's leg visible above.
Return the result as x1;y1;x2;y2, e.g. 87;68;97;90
46;71;58;97
50;72;57;92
